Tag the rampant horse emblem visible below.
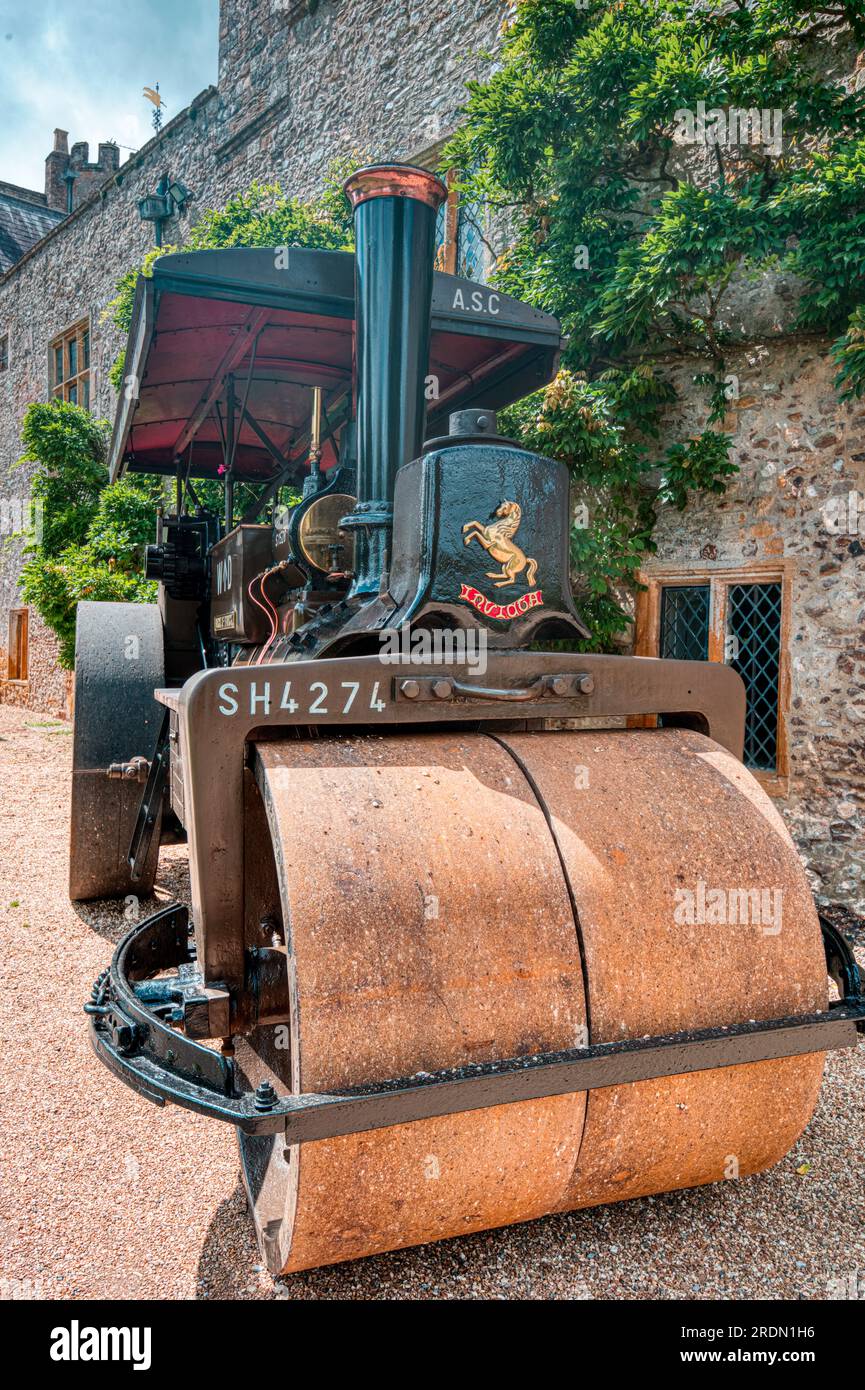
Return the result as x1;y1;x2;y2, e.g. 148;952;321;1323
462;500;538;588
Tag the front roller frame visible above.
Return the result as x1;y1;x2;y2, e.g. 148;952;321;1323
86;902;864;1141
159;649;749;1002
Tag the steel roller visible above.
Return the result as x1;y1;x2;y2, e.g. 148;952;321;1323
237;727;826;1274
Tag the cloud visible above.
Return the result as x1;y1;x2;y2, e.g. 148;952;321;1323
0;0;218;190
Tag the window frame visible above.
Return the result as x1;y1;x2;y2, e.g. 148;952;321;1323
634;562;791;795
0;331;8;373
6;606;29;683
414;162;488;283
434;168;460;274
50;318;90;407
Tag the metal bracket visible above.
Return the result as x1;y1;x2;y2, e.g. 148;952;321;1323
107;756;151;783
398;672;595;703
127;709;170;882
87;904;865;1141
820;913;862;1005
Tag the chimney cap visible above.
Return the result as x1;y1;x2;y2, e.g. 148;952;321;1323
344;163;447;212
53;128;69;153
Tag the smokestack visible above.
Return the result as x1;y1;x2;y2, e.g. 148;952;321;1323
342;164;447;597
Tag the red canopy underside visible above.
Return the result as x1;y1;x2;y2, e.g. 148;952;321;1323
124;291;553;481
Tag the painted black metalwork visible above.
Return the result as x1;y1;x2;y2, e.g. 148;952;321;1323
69;601;165;901
820;913;863;1005
87;904;864;1141
728;581;783;771
660;584;711;663
127;709;170;883
340;166;447;597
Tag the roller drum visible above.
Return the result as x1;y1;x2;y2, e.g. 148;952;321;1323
238;728;826;1274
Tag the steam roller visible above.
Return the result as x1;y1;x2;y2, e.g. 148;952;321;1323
78;164;864;1275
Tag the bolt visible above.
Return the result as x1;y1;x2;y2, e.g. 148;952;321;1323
254;1080;278;1112
401;679;421;700
111;1019;137;1054
550;676;569;696
578;674;595;695
432;679;453;700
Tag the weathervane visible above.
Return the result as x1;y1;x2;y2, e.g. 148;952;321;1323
143;84;166;134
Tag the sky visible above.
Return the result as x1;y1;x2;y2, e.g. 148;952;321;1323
0;0;218;191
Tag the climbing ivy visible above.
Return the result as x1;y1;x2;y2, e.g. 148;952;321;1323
446;0;865;647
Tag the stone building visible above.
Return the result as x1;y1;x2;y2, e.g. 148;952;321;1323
634;342;865;912
0;0;861;912
0;178;64;277
0;0;505;716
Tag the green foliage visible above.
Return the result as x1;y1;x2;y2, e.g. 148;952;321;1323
85;477;163;564
446;0;865;646
657;430;739;512
501;370;733;647
776;139;865;333
13;401;108;555
184;179;349;253
20;549;156;670
13;400;159;668
832;305;865;400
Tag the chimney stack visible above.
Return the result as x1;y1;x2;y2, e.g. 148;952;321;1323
44;129;119;215
45;130;70;211
341;164;447;597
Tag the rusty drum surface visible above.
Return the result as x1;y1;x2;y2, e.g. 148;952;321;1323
239;728;827;1274
495;730;827;1212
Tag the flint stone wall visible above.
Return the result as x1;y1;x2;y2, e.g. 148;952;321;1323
640;341;865;912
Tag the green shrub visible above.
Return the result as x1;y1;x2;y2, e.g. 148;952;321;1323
14;400;159;668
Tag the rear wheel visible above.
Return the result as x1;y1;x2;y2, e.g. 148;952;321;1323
69;601;164;901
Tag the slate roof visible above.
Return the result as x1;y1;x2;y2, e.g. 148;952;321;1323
0;183;66;275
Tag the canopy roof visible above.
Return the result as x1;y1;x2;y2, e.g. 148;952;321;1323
109;247;564;485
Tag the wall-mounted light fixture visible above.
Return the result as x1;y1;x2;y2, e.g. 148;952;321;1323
137;173;194;246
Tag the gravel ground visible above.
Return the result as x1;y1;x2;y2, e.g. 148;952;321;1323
0;702;862;1301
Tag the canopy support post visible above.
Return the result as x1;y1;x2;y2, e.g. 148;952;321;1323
225;375;236;533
